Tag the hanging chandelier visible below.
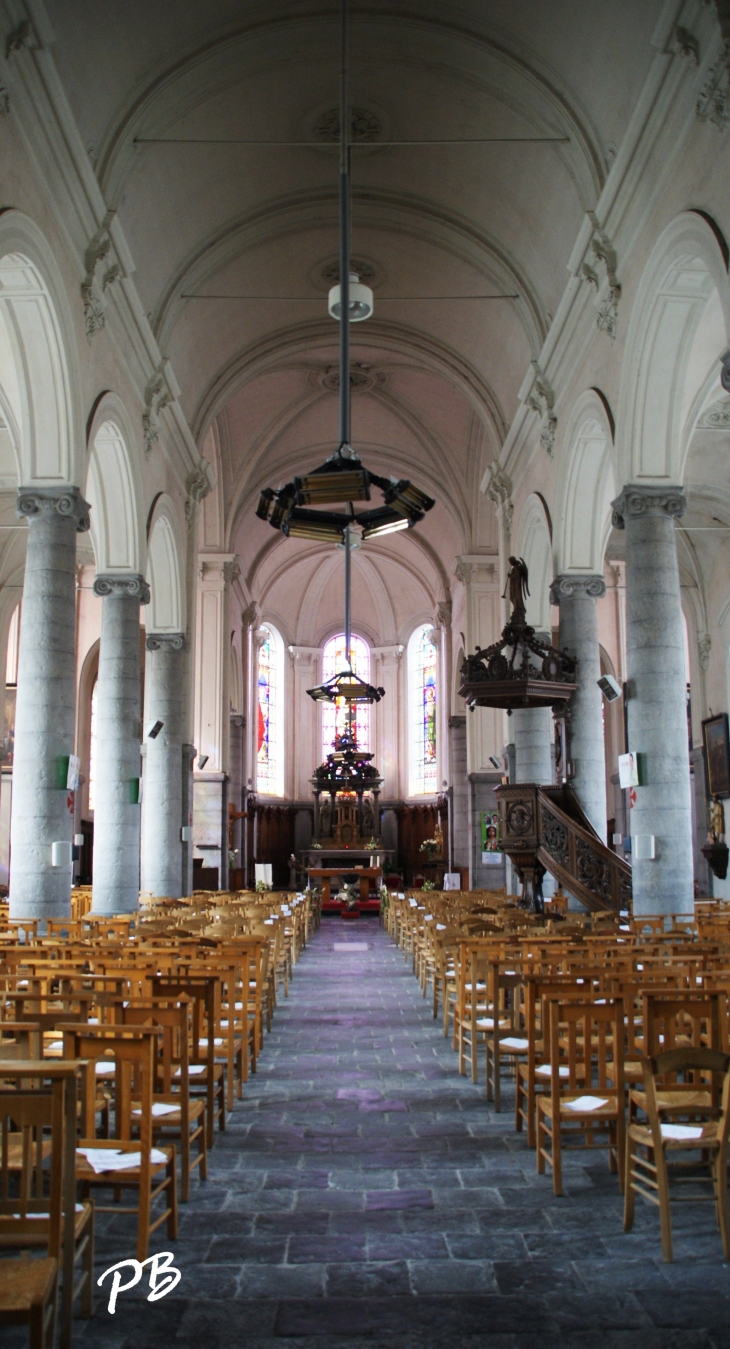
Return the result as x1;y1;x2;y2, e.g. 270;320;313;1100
254;0;435;707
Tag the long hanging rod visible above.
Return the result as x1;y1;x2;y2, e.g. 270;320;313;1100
339;0;353;673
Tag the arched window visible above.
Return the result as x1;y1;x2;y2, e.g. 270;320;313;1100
257;624;284;796
321;633;370;756
408;625;438;796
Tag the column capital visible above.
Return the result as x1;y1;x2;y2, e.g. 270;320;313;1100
230;713;244;727
550;574;606;604
17;485;90;533
93;572;150;603
611;485;686;529
146;632;185;651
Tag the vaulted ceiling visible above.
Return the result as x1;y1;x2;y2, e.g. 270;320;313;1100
46;0;666;628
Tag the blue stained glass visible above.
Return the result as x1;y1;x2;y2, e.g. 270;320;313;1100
412;626;437;794
257;625;282;794
322;633;370;755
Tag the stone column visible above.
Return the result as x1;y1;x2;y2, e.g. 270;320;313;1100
612;486;693;916
91;574;149;915
549;574;607;840
141;633;185;898
513;706;553;781
9;488;90;921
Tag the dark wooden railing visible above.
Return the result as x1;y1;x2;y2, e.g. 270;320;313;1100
495;783;632;914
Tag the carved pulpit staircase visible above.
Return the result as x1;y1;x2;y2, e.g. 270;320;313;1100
459;556;632;914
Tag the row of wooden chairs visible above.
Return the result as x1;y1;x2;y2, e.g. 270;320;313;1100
391;891;730;1262
0;888;314;1347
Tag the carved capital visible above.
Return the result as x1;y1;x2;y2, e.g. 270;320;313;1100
81;210;121;342
185;458;213;520
146;632;185;652
93;573;151;604
698;633;712;671
223;558;241;587
611;485;686;530
143;366;175;453
230;713;245;727
17;486;91;533
549;574;606;605
437;600;452;627
241;602;258;628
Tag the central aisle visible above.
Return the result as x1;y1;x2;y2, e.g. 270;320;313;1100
83;921;726;1349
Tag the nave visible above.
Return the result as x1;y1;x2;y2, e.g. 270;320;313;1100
56;919;730;1349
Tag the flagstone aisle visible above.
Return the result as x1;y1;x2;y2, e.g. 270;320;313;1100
79;921;728;1349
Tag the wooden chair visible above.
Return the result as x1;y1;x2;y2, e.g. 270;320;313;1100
624;1047;730;1261
151;974;226;1146
62;1025;177;1261
537;997;625;1196
0;1060;94;1349
485;967;524;1111
628;992;727;1122
121;997;207;1201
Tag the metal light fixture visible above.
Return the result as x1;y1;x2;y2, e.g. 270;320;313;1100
254;0;435;714
328;271;374;322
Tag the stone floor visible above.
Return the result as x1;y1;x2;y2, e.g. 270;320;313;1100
47;921;730;1345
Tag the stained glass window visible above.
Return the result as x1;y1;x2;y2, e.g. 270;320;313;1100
409;624;437;795
257;624;284;796
322;633;370;756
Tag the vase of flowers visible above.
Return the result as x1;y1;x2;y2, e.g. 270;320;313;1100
340;881;360;919
419;837;440;863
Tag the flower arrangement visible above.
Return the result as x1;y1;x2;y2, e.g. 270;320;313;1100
341;883;359;910
255;878;272;893
422;879;436;891
419;836;440;861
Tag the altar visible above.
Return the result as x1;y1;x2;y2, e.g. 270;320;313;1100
307;865;382;911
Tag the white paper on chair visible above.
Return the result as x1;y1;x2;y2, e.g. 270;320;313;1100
95;1061;116;1076
175;1064;206;1076
660;1123;704;1140
563;1095;608;1112
132;1103;179;1118
76;1147;168;1173
500;1037;529;1051
536;1064;569;1078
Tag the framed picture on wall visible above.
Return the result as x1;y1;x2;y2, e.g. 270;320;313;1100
702;713;730;799
0;686;15;768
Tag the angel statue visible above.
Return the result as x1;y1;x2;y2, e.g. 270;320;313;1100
708;796;725;844
503;556;530;623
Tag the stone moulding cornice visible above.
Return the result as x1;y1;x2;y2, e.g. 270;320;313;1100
0;6;198;481
146;632;185;651
611;485;686;529
454;554;498;585
500;5;721;478
16;486;90;533
93;572;151;603
549;573;607;604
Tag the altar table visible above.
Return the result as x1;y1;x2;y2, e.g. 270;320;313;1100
307;866;382;909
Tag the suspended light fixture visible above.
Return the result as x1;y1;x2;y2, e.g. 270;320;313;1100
328;270;374;322
253;0;435;712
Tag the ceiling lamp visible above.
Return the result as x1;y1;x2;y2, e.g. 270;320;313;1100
328;271;374;322
253;0;435;712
